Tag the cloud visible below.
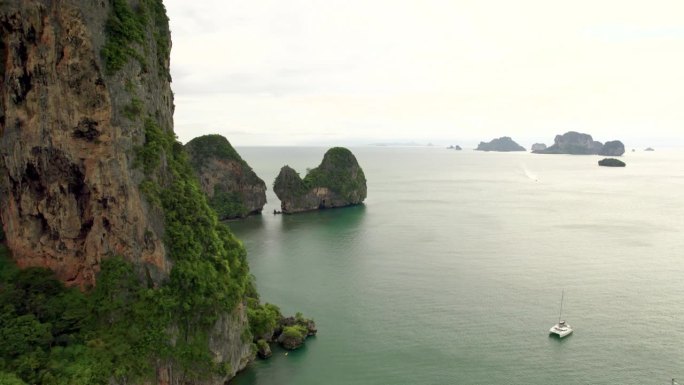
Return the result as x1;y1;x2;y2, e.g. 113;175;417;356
585;25;684;43
165;0;684;146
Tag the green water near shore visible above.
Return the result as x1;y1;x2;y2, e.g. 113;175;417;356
229;147;684;385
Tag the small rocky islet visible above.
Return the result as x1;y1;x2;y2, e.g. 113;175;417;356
273;147;367;214
598;158;626;167
248;302;317;359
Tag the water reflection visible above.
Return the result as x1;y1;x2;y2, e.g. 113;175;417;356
224;213;266;233
278;204;367;233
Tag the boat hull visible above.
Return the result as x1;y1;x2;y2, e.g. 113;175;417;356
549;324;573;338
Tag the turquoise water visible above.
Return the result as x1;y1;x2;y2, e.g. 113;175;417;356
228;147;684;385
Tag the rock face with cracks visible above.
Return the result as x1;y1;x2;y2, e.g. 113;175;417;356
0;0;170;288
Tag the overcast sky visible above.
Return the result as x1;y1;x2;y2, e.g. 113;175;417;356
164;0;684;147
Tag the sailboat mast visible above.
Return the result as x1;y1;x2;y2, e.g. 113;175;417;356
558;289;565;324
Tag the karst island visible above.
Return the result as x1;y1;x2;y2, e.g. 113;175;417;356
273;147;367;214
186;134;267;220
532;131;625;156
475;137;526;152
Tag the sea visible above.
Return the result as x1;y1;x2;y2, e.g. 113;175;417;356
227;146;684;385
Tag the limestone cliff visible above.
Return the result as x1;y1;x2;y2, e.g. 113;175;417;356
475;137;526;152
533;131;625;156
0;0;171;287
185;134;266;220
273;147;366;214
0;1;253;384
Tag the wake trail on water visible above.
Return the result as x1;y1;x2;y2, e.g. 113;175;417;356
521;163;539;182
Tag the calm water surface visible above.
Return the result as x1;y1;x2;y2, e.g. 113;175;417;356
228;147;684;385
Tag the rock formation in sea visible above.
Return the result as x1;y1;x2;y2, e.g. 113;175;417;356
645;147;655;151
598;158;626;167
0;1;284;383
475;137;526;152
599;140;626;156
447;145;462;150
531;143;547;152
276;315;318;350
186;134;266;220
273;147;367;214
533;131;625;156
247;303;316;358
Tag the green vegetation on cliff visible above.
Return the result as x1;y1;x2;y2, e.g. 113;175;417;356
0;248;170;384
185;134;245;170
209;189;249;220
101;0;170;79
101;0;146;74
282;325;308;340
246;300;281;338
135;117;250;336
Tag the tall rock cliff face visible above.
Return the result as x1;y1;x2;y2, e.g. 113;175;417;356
0;0;170;287
0;1;253;384
273;147;367;214
185;134;266;220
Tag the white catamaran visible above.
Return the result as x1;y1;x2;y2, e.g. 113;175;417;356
549;290;573;338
